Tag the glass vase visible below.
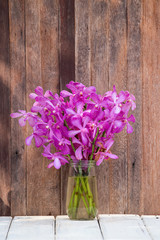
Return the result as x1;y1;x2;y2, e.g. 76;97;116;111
66;160;98;220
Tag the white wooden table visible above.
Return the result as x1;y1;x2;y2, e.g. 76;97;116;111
0;215;160;240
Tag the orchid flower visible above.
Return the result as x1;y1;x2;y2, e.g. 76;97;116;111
11;81;136;169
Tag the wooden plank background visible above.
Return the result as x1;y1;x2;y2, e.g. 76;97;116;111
0;0;160;216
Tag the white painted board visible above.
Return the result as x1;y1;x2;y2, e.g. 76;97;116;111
99;214;151;240
142;215;160;240
56;215;103;240
0;217;12;240
7;216;55;240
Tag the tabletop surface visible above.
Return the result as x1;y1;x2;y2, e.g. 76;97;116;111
0;215;160;240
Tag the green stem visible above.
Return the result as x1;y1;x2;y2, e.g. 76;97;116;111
95;131;106;153
73;177;80;218
68;176;96;219
67;154;72;162
85;178;93;213
90;127;99;160
68;187;75;210
78;184;90;215
81;177;95;217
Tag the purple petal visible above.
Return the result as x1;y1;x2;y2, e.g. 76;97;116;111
25;135;33;145
96;156;104;166
90;93;100;102
19;117;26;126
10;112;22;118
83;116;90;128
62;145;70;155
68;130;81;138
42;153;52;159
83;149;88;159
76;101;84;114
72;137;81;145
53;128;62;139
48;162;55;168
29;93;37;99
114;120;123;128
106;152;118;159
66;108;76;115
115;105;121;114
122;103;130;114
112;92;117;102
34;135;43;147
28;117;36;127
75;146;82;160
19;110;26;114
31;106;43;112
127;122;133;133
117;94;126;103
71;117;82;129
131;102;136;110
35;86;43;95
86;86;96;93
60;90;72;97
128;114;135;122
105;139;114;151
81;133;88;145
53;157;61;169
44;90;54;98
43;144;51;153
59;156;69;163
96;110;104;121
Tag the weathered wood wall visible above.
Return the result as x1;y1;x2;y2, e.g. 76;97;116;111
0;0;160;216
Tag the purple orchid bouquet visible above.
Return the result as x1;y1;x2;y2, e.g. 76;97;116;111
11;81;136;219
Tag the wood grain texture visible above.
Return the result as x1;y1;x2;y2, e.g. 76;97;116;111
25;0;43;215
90;0;110;213
75;0;91;86
108;0;128;214
142;0;160;215
59;0;75;90
127;0;142;214
0;0;11;216
59;0;75;215
40;0;60;216
1;0;160;216
9;0;26;216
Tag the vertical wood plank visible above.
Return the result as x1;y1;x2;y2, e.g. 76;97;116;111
90;0;109;213
59;0;75;90
25;0;42;215
59;0;75;214
142;0;160;214
9;0;27;216
0;0;11;216
108;0;128;213
75;0;91;86
127;0;142;214
40;0;60;215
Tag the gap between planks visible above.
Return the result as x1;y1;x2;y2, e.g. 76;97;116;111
0;217;12;240
1;215;160;240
